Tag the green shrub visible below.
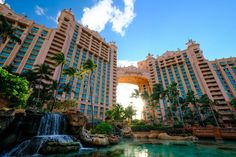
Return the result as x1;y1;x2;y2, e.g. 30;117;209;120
91;122;112;135
0;67;30;108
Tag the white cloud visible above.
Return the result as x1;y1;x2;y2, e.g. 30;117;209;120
110;0;136;36
47;11;61;24
81;0;136;36
81;0;114;32
118;60;137;67
0;0;10;8
35;5;46;16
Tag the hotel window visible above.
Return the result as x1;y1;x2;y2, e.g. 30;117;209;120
41;30;48;37
80;104;85;113
31;27;39;34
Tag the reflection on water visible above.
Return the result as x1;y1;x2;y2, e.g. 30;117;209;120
77;139;236;157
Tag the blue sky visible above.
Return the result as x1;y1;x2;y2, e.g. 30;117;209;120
4;0;236;64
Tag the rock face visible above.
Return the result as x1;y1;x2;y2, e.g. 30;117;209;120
0;109;44;151
65;109;87;136
40;140;81;155
108;135;120;144
158;133;197;141
121;126;133;138
90;134;109;146
79;126;120;146
0;108;14;133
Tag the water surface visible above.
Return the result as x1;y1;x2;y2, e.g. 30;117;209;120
78;139;236;157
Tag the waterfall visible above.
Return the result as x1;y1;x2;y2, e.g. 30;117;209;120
7;135;76;156
37;113;67;135
5;113;83;156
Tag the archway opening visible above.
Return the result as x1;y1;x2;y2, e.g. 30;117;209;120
116;83;144;120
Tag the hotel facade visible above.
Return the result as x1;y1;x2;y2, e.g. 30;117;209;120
0;4;117;120
138;40;236;125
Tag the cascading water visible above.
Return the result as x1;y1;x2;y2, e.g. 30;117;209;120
37;113;67;135
5;113;84;157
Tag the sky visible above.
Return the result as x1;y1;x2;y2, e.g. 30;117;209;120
3;0;236;66
117;83;144;119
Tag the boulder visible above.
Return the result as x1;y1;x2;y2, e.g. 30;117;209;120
0;108;14;132
108;135;120;144
39;140;81;155
65;109;87;127
91;134;109;146
121;126;133;138
158;133;197;141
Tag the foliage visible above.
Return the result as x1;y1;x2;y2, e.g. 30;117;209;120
130;122;192;136
0;14;21;44
91;122;112;135
230;98;236;109
80;59;97;129
48;52;66;111
0;67;30;107
106;103;126;121
124;104;137;121
47;99;78;110
25;64;53;108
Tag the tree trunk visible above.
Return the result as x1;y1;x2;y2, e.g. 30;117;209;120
36;74;42;108
194;102;205;127
209;104;220;128
51;64;64;112
89;71;94;129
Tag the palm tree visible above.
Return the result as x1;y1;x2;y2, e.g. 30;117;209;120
198;94;220;127
124;104;137;122
49;52;66;111
62;67;82;96
165;82;184;125
186;90;204;126
33;64;52;107
80;59;97;128
230;98;236;109
131;89;140;98
106;103;125;121
0;14;21;44
2;65;15;74
140;90;158;124
21;69;38;89
152;83;165;123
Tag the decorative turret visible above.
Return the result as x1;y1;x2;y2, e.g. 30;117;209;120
186;39;200;49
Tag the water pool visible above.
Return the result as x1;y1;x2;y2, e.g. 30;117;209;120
78;139;236;157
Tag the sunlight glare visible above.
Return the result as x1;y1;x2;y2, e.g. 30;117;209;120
117;83;144;120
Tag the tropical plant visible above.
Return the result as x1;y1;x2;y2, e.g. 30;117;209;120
165;82;184;125
62;67;82;99
230;98;236;109
0;14;21;44
52;99;77;110
2;65;15;74
131;89;140;98
0;67;30;108
185;90;204;126
106;103;126;121
21;69;38;89
80;59;97;128
124;104;137;122
63;67;81;79
49;52;66;111
91;122;112;135
198;94;220;127
33;64;52;107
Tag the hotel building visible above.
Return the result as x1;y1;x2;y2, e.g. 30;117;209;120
138;40;236;125
0;4;117;120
